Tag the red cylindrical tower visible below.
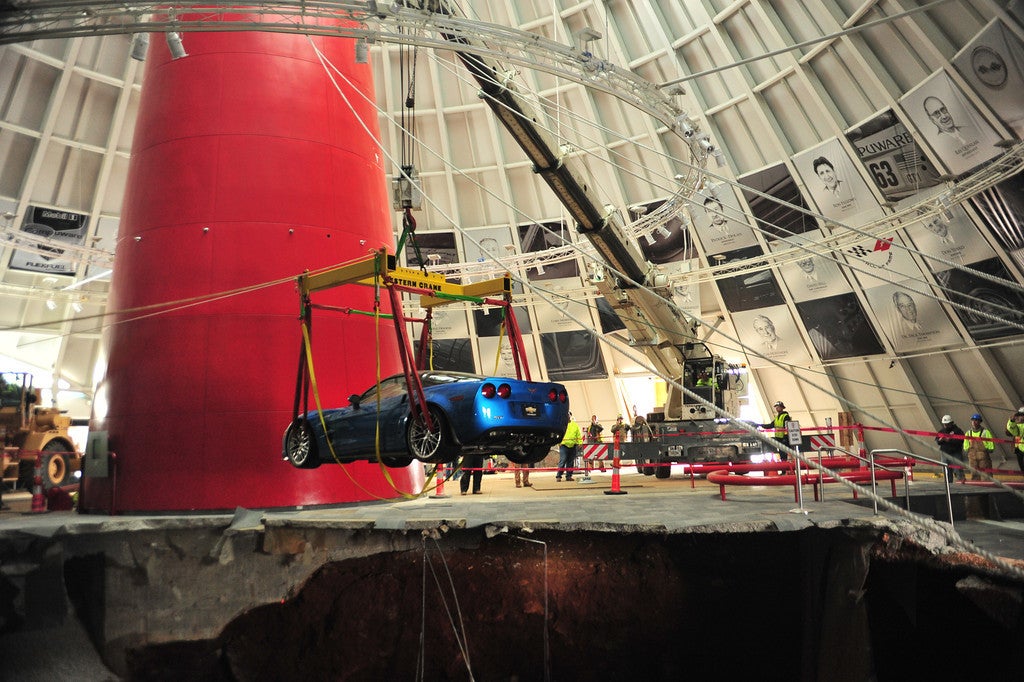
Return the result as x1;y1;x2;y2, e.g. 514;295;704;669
82;18;422;512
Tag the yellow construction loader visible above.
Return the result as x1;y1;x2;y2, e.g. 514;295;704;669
1;372;81;491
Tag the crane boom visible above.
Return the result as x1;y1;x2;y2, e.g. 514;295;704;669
433;8;699;381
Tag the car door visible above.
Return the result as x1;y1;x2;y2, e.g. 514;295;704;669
342;376;410;457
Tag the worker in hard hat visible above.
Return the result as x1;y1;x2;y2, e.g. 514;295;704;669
962;413;994;481
935;414;965;482
610;415;631;441
1004;406;1024;473
762;400;792;472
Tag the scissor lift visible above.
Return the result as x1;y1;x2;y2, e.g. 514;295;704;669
292;248;530;444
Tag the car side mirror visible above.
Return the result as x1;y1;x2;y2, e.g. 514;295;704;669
348;394;361;409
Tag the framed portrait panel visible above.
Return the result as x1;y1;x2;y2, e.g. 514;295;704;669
732;305;812;369
900;70;1004;176
793;138;883;225
862;282;963;352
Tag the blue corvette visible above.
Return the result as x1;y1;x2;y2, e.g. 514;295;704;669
283;370;570;468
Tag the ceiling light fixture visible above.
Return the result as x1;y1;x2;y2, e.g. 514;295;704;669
166;32;187;59
130;32;149;61
355;38;369;63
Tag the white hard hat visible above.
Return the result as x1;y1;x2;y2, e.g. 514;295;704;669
941;415;952;424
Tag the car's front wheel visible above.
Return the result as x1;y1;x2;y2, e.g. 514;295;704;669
407;407;457;463
284;420;320;469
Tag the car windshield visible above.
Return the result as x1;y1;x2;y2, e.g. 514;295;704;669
354;372;482;405
356;376;406;404
419;371;482;387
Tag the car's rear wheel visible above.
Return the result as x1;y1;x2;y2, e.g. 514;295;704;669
407;407;457;463
284;420;320;469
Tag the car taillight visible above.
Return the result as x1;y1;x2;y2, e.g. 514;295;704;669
481;383;496;399
497;383;511;399
558;389;568;403
547;388;558;402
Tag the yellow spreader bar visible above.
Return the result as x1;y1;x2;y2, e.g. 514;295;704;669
298;249;510;308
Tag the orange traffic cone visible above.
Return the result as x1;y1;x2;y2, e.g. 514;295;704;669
30;456;46;513
605;433;627;496
430;462;450;499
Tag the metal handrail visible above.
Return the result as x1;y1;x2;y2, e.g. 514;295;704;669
871;448;954;528
822;447;912;513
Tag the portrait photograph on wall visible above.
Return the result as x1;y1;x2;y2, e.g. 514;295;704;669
687;183;759;254
953;18;1024;136
532;280;593;332
771;231;853;303
900;70;1005;176
739;164;819;242
845;109;943;201
793;138;883;225
731;305;812;369
796;293;885;361
711;245;786;313
540;330;608;381
902;188;996;268
8;205;90;275
664;260;702;321
426;305;470;340
628;199;696;265
862;281;963;353
517;221;579;281
935;256;1024;341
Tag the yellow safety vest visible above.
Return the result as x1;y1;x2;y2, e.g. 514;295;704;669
773;412;790;439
